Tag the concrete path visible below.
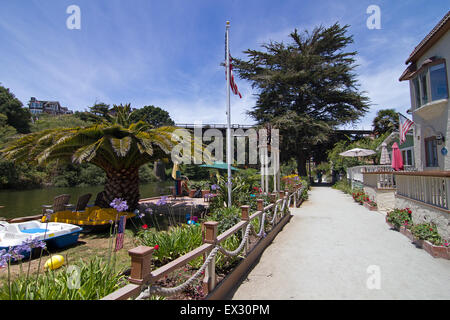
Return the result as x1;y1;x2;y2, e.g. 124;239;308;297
231;186;450;300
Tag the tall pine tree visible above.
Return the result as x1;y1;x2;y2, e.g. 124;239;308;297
234;23;369;175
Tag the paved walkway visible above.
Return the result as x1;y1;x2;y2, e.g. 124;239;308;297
231;186;450;300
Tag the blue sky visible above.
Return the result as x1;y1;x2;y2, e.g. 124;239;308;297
0;1;448;129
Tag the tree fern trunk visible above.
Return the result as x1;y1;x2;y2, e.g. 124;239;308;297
104;167;140;211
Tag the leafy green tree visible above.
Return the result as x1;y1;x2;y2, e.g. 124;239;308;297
89;102;112;121
130;105;175;128
0;85;31;133
0;114;18;145
233;23;369;175
372;109;399;137
1;104;177;210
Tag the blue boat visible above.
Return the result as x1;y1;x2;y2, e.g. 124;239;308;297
0;221;82;261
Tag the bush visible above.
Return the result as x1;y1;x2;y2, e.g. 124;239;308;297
332;179;352;194
386;208;413;230
411;223;443;245
207;206;241;235
0;256;125;300
136;224;203;267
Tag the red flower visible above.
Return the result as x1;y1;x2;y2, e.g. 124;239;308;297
154;244;159;250
429;228;433;231
142;224;148;229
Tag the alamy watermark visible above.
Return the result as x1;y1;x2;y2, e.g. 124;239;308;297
366;5;381;30
66;5;81;30
366;265;381;290
170;124;279;175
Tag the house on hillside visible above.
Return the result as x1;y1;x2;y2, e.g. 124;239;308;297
28;97;73;116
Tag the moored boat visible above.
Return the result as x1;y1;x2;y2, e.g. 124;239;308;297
0;220;82;261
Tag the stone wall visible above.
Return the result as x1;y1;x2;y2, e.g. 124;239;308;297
364;186;396;212
395;196;450;240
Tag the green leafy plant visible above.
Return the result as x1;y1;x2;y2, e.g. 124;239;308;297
386;208;413;230
137;224;203;267
0;256;125;300
411;223;443;246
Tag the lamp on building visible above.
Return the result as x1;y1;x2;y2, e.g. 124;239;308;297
436;133;445;145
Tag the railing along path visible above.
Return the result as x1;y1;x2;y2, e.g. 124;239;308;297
102;186;305;300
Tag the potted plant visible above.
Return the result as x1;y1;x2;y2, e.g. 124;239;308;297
386;208;412;231
200;181;211;198
411;223;449;258
410;223;439;249
363;198;377;211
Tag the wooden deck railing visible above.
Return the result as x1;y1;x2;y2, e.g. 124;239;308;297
362;171;396;190
102;185;305;300
394;171;450;211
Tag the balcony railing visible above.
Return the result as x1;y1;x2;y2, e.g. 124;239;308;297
394;171;450;211
347;165;415;189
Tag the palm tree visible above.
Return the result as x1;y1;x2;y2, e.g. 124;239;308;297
1;104;178;211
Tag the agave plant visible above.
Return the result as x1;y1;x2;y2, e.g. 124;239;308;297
1;104;178;211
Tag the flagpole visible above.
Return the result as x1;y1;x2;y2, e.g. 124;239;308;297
226;21;232;207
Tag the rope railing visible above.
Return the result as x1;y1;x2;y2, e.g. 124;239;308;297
102;185;306;300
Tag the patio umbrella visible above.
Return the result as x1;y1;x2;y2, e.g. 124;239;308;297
391;142;403;171
339;148;376;157
379;142;390;165
199;161;238;171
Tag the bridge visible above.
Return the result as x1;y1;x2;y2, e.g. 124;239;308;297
175;123;373;135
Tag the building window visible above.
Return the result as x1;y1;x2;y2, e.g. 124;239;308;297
419;72;428;105
401;149;413;166
413;77;421;108
430;63;448;101
424;137;438;167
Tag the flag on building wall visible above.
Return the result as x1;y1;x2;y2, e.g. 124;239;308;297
115;216;127;251
399;113;414;145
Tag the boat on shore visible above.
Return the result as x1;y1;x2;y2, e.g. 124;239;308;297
0;220;82;260
41;206;135;232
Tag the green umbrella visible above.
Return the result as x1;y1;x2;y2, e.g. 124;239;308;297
200;161;238;171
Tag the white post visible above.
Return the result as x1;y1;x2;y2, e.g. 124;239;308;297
225;21;232;207
264;146;269;194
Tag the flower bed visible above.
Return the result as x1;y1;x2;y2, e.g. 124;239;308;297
385;208;450;260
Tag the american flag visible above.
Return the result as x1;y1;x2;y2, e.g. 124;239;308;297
115;216;127;251
227;56;242;99
399;113;414;145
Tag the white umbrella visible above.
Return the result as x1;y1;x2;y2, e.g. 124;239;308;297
339;148;376;157
379;142;390;165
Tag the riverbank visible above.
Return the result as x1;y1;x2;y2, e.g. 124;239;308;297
0;181;172;220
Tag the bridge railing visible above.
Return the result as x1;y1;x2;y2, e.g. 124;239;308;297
102;186;306;300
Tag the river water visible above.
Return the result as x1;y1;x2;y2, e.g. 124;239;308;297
0;181;172;220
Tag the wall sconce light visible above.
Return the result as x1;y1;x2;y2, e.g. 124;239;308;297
436;133;445;145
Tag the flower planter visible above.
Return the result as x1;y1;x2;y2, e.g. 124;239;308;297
399;226;414;241
422;240;450;259
412;236;424;248
201;190;209;197
188;189;196;198
385;216;396;230
363;202;377;211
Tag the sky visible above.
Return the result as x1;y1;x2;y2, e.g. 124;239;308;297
0;0;449;130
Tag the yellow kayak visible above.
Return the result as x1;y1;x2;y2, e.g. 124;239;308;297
41;206;135;227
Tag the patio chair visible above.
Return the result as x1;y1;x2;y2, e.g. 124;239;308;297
42;194;71;214
94;191;107;208
66;193;92;212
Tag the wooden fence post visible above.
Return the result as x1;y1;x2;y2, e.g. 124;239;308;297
256;199;264;212
241;205;250;255
202;221;218;294
270;193;277;203
128;246;154;285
